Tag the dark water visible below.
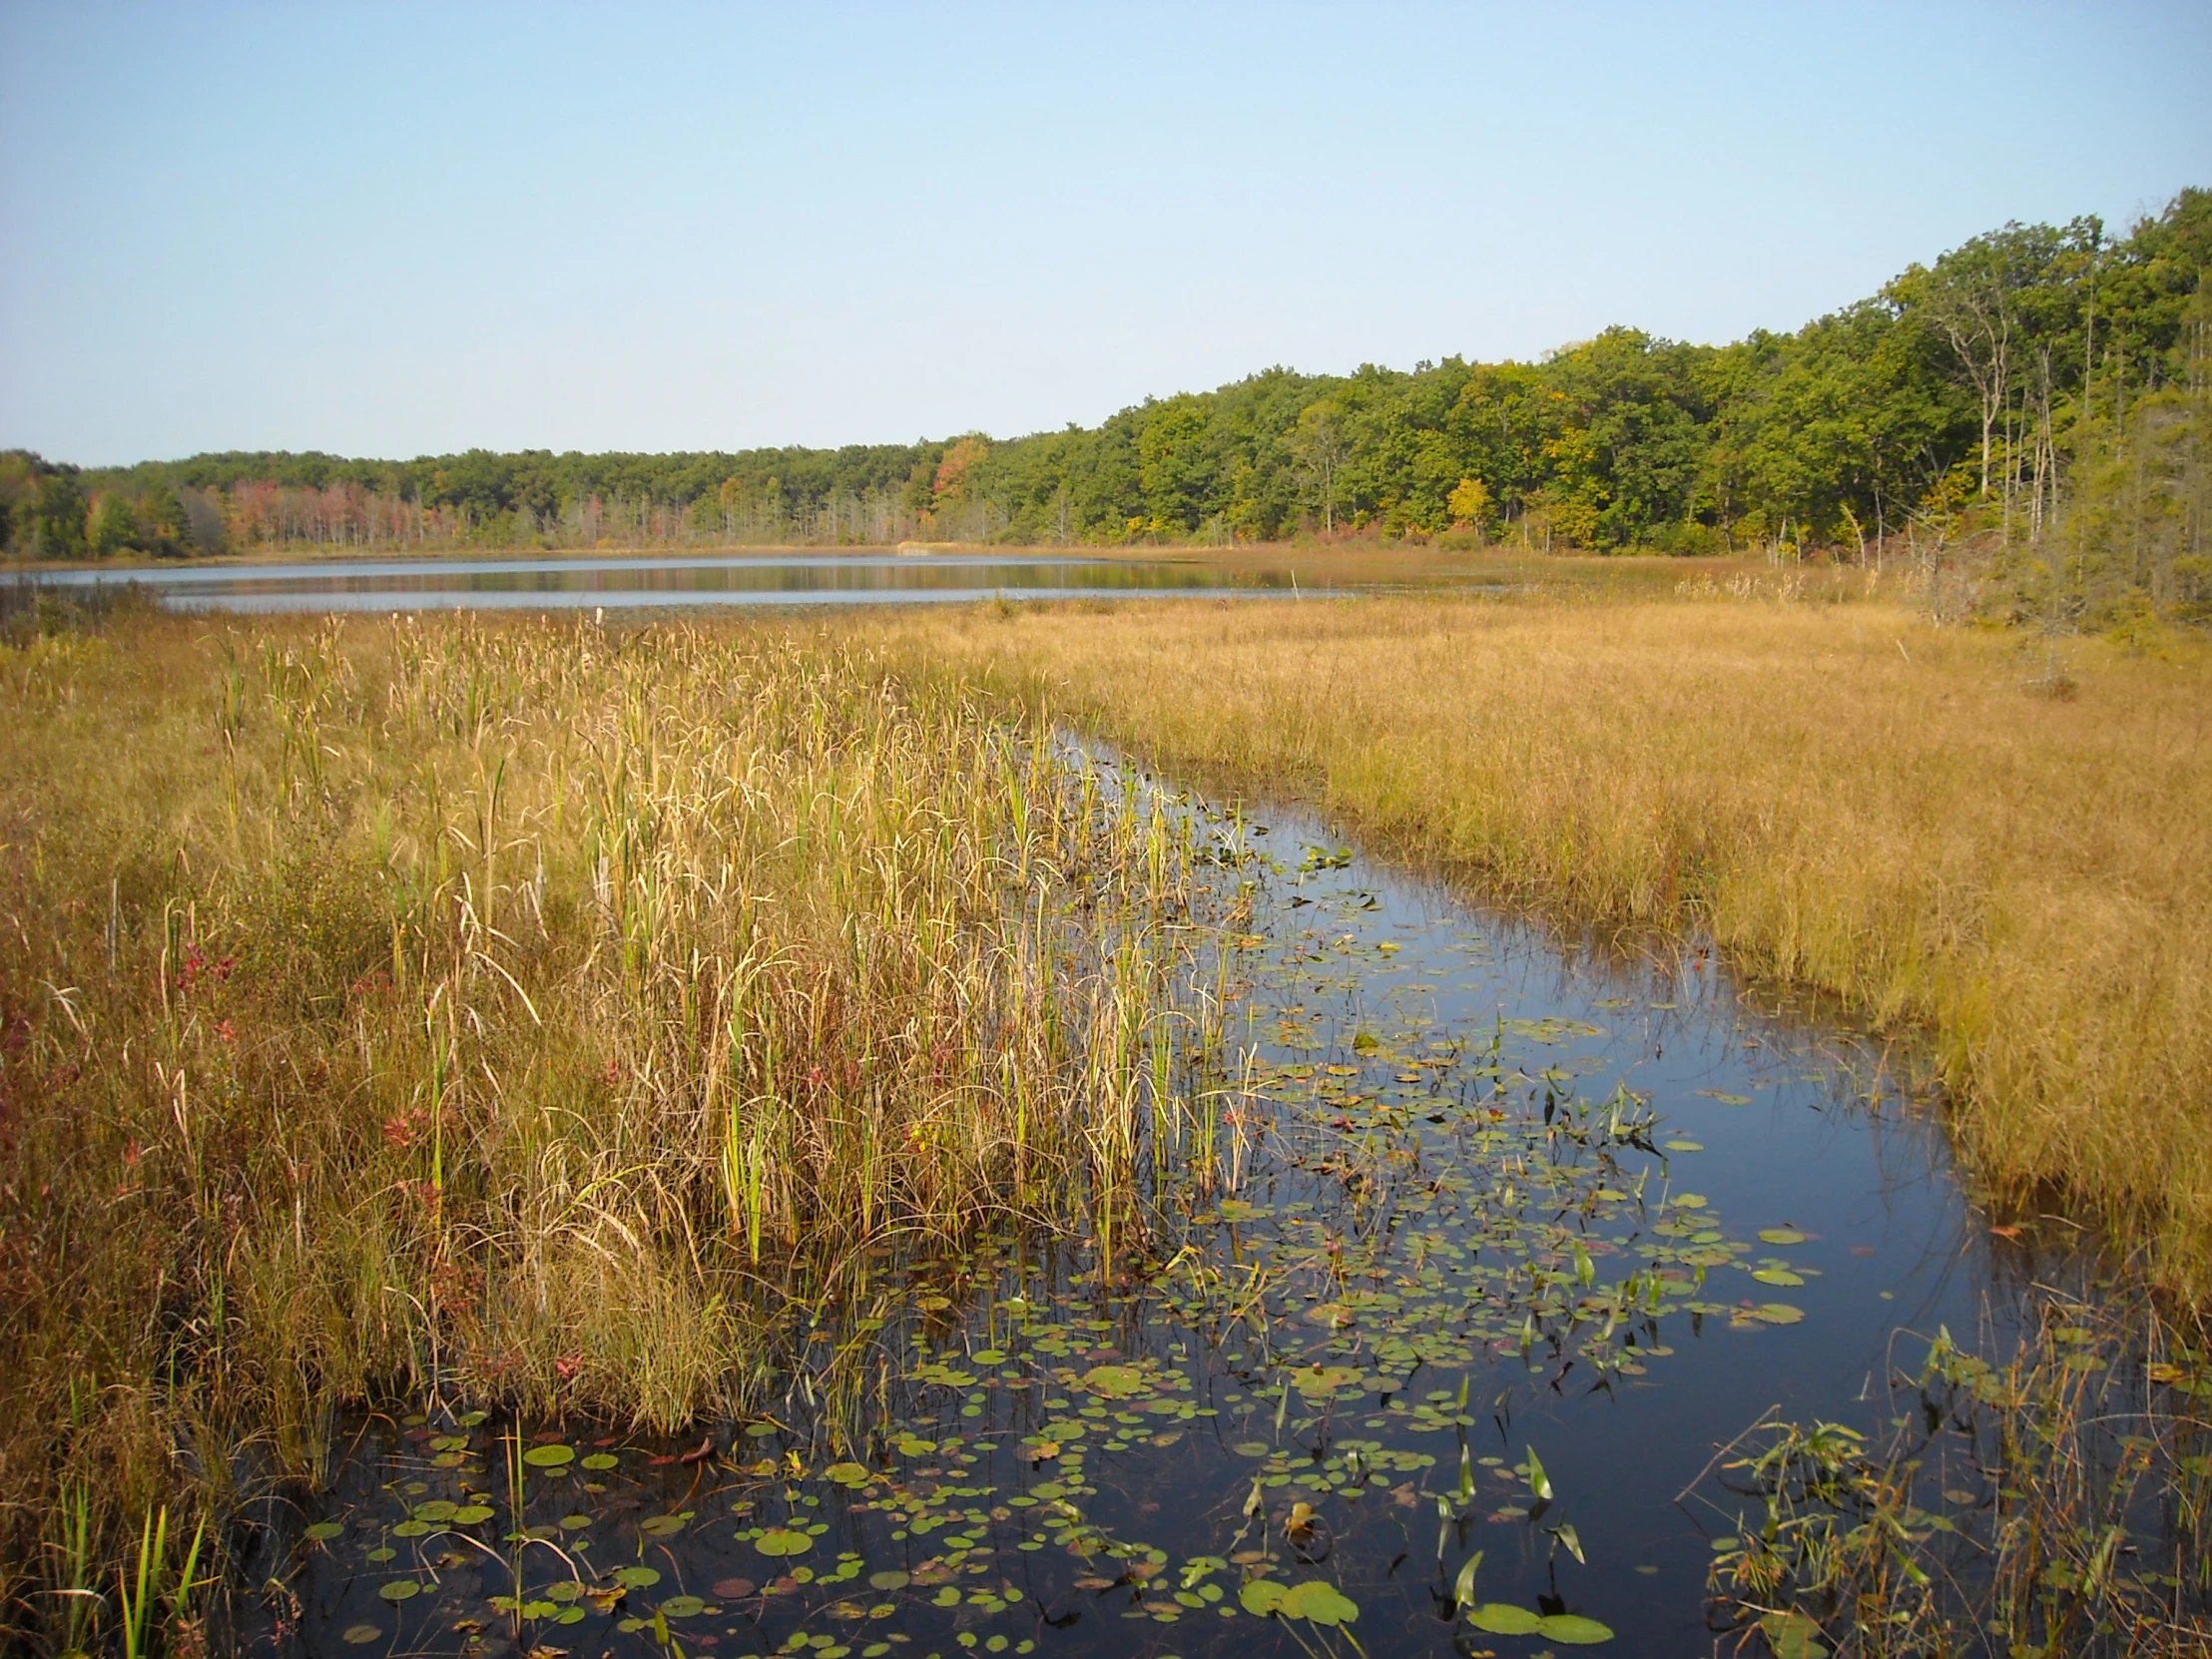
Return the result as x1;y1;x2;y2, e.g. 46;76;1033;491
31;553;1305;612
249;764;2192;1659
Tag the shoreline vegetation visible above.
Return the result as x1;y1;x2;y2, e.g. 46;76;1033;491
4;187;2206;631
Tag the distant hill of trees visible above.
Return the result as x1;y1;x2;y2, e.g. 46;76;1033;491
6;187;2206;619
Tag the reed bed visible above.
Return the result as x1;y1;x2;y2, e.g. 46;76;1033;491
865;591;2212;1293
0;612;1200;1651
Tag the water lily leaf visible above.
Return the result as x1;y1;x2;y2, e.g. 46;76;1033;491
755;1527;814;1557
612;1565;662;1589
1753;1269;1806;1287
413;1501;456;1522
659;1595;705;1618
376;1580;422;1603
1276;1580;1358;1625
1663;1140;1704;1152
1231;1441;1272;1457
391;1520;430;1538
1755;1303;1806;1325
1218;1200;1267;1223
1759;1611;1830;1659
1537;1612;1615;1643
825;1462;872;1488
1759;1228;1810;1246
1466;1602;1542;1634
581;1452;619;1470
450;1505;493;1525
1082;1365;1147;1398
1671;1193;1709;1210
1238;1578;1287;1615
638;1513;688;1537
867;1570;909;1591
521;1444;575;1468
303;1521;344;1541
340;1624;382;1644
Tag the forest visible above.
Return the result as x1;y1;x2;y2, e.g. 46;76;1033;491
5;188;2207;619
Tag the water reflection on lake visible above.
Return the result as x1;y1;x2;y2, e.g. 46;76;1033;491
29;552;1351;612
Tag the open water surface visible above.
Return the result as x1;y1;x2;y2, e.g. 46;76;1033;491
30;553;1329;612
248;759;2198;1659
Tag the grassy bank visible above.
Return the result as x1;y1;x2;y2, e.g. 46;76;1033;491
0;613;1201;1648
866;589;2212;1292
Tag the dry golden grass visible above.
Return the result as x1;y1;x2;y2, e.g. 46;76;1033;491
0;611;1201;1644
867;590;2212;1291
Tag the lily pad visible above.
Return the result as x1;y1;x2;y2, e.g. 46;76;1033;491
825;1462;872;1487
755;1527;814;1557
413;1500;456;1522
1082;1365;1147;1398
376;1580;422;1603
1466;1603;1543;1634
1755;1303;1806;1325
658;1595;705;1618
1752;1269;1806;1287
302;1520;343;1541
340;1624;382;1644
581;1452;620;1470
450;1504;493;1525
521;1443;575;1468
1538;1613;1616;1644
1760;1611;1830;1659
612;1565;662;1589
1276;1580;1358;1625
638;1513;688;1537
1759;1227;1810;1245
1238;1579;1287;1615
867;1570;909;1591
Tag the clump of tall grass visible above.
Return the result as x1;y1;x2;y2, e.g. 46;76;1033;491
866;594;2212;1294
0;613;1198;1650
1703;1285;2211;1655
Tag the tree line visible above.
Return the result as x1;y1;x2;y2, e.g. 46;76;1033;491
5;187;2206;619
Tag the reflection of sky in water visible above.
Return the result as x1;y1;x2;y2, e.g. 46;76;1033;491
272;759;2052;1659
29;553;1505;612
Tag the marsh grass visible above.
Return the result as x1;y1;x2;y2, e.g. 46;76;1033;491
0;613;1210;1651
1704;1284;2212;1656
866;592;2212;1294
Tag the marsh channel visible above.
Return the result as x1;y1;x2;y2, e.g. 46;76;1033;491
249;748;2202;1659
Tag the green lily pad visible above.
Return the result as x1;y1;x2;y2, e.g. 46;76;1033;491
825;1462;872;1487
1760;1611;1830;1659
521;1443;575;1468
376;1580;422;1603
340;1623;382;1644
1753;1268;1806;1287
581;1452;620;1470
303;1520;344;1541
1466;1603;1542;1634
391;1520;430;1538
1239;1579;1287;1615
413;1500;456;1522
658;1595;705;1618
1759;1228;1810;1245
612;1565;662;1588
867;1570;909;1591
755;1527;814;1557
1231;1441;1272;1457
1276;1581;1358;1625
638;1513;688;1537
1538;1613;1616;1643
1082;1365;1147;1398
450;1505;493;1525
1755;1303;1806;1325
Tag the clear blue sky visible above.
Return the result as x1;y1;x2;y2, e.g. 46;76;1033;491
3;1;2206;466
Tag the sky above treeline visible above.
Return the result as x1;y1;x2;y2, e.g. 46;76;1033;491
2;2;2208;467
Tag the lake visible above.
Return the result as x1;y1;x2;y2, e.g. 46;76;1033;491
24;552;1434;612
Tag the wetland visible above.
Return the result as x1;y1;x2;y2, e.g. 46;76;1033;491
2;607;2206;1659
